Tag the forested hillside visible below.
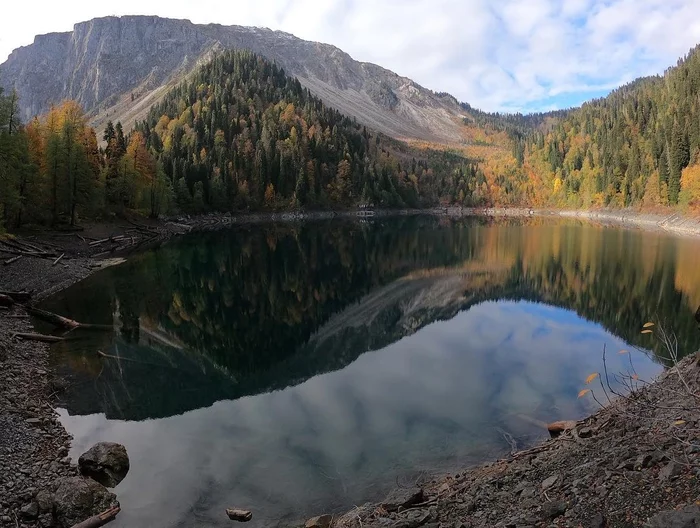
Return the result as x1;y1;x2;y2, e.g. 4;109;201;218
0;51;485;230
134;50;481;212
512;45;700;210
4;44;700;231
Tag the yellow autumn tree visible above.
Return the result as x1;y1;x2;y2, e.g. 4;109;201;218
264;183;276;208
680;163;700;210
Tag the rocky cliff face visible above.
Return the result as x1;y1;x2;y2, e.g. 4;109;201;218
0;16;468;142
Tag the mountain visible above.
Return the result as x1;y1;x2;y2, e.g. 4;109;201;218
0;15;470;143
131;49;481;212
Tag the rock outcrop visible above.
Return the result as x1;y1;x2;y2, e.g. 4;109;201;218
0;16;470;142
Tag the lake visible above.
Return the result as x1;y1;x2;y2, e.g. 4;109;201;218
42;216;700;527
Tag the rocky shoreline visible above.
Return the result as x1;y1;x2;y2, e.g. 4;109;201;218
1;211;700;528
466;207;700;238
0;309;76;527
0;221;179;528
176;207;700;240
328;354;700;528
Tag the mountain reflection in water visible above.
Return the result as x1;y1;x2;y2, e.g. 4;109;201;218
43;216;700;527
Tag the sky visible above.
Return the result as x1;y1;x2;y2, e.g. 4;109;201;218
1;0;700;113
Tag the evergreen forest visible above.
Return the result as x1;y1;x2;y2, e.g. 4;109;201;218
3;45;700;231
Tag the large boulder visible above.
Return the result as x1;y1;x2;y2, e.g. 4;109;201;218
53;476;118;528
78;442;130;488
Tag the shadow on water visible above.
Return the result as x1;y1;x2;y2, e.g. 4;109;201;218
41;216;700;527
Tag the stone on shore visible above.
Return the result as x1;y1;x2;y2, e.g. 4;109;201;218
381;487;424;512
547;420;577;438
78;442;130;488
305;514;333;528
54;476;118;528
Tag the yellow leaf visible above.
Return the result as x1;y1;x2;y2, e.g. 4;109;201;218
673;420;686;426
641;329;653;334
585;373;599;385
578;389;591;398
643;322;655;328
618;349;629;354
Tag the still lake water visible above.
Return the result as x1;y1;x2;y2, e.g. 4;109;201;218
42;216;700;527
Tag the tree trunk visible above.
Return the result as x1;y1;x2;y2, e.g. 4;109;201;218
26;306;112;331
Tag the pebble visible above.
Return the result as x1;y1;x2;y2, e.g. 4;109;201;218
541;474;559;490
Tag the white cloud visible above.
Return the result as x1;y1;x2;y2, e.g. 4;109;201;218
1;0;699;112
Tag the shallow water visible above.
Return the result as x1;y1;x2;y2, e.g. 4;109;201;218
43;216;700;527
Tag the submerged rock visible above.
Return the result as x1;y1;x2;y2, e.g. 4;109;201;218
54;476;117;527
78;442;130;488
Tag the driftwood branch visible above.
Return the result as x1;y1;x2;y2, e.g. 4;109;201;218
52;253;65;266
69;506;121;528
226;509;253;522
0;247;55;259
25;306;112;331
11;332;65;343
3;255;22;266
26;306;80;329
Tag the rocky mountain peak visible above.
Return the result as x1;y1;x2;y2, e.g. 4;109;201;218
1;15;469;142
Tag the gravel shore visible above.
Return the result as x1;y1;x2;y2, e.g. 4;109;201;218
0;310;76;528
0;222;177;527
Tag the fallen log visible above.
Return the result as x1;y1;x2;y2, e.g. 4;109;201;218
69;506;120;528
0;294;15;307
26;306;80;329
3;255;22;266
226;509;253;522
11;332;65;343
88;235;128;247
11;238;46;253
25;306;112;331
52;253;65;266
